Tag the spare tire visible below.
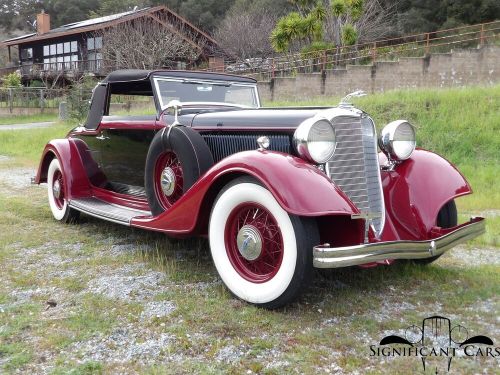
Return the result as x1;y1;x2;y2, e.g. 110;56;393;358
145;126;214;215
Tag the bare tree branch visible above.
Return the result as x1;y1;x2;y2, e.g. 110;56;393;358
99;14;207;71
215;10;277;62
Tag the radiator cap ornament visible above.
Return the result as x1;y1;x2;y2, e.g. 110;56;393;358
339;90;367;108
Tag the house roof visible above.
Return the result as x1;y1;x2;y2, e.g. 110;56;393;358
1;6;219;51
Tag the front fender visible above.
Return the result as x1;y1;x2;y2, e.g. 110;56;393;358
380;149;471;241
132;151;358;234
35;139;92;199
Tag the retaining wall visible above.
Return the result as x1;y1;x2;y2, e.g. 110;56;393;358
258;46;500;102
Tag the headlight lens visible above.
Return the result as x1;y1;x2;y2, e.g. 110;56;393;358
294;118;336;164
379;120;416;161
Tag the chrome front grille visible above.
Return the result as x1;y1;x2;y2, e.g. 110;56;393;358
327;115;385;235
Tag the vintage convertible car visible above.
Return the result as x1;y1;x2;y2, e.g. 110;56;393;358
35;70;485;308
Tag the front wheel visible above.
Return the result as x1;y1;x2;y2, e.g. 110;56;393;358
209;177;319;309
47;158;79;223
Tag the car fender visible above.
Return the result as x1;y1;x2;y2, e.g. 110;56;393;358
132;150;359;234
35;139;92;199
379;149;471;241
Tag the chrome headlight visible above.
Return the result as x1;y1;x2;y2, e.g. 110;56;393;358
294;117;336;164
378;120;416;161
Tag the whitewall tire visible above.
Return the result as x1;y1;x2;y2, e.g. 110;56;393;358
209;177;319;308
47;158;79;223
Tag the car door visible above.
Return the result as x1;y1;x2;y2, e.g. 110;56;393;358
97;117;159;193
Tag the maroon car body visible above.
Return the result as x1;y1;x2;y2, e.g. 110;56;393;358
35;70;485;308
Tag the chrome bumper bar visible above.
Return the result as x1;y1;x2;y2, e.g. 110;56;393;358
313;217;485;268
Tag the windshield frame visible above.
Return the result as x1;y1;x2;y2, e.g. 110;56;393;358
152;76;261;110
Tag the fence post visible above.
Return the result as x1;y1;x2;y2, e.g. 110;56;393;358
425;33;430;55
480;24;485;46
8;88;13;114
39;89;45;114
371;42;377;64
322;50;327;72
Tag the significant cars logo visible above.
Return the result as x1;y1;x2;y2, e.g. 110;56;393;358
370;315;499;373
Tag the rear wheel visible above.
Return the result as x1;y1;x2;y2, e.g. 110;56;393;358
209;177;319;309
413;200;457;265
47;158;79;223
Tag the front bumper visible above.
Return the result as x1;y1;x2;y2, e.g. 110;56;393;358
313;217;485;268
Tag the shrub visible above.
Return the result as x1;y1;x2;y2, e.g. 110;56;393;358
29;80;46;88
67;76;98;122
2;72;22;88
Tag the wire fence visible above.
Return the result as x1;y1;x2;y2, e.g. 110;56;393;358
0;87;66;112
204;20;500;81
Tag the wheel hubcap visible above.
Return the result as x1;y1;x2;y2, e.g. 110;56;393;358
52;179;61;199
155;151;183;209
236;225;262;261
52;170;65;209
225;203;284;283
160;167;176;197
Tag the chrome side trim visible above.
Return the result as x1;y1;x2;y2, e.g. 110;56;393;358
313;217;485;268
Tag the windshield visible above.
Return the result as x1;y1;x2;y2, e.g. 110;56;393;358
153;77;260;109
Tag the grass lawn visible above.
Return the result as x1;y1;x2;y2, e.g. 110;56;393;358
0;86;498;374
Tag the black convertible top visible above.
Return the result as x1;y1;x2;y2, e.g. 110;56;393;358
102;69;257;84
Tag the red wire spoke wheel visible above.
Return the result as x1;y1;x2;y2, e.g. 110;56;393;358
47;158;79;223
209;177;319;309
225;203;284;283
51;169;65;209
154;151;184;209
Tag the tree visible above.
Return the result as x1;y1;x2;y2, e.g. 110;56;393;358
150;0;236;32
215;9;278;61
98;15;206;70
90;0;150;18
44;0;101;28
271;0;394;54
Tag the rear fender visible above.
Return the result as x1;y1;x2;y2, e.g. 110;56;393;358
35;139;92;199
380;149;471;241
132;150;359;234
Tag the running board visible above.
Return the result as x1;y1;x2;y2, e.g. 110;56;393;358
69;197;151;226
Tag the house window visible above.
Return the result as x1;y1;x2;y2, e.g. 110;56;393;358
42;41;80;71
20;47;33;60
87;36;102;51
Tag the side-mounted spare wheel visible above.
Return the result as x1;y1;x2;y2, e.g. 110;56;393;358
145;126;214;216
47;158;80;223
209;176;319;309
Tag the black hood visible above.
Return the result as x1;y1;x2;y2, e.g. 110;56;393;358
189;108;327;130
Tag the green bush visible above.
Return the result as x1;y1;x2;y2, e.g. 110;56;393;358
29;80;46;88
66;76;98;122
2;72;22;88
